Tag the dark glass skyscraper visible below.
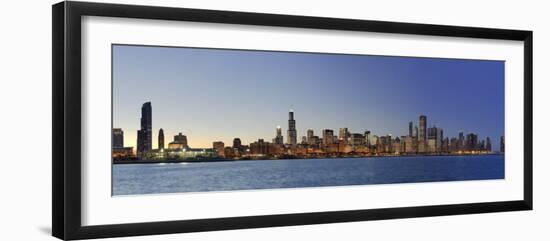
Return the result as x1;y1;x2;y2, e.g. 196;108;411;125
466;133;478;151
158;128;164;150
233;138;242;149
287;109;297;146
137;102;152;157
112;128;124;148
419;115;427;142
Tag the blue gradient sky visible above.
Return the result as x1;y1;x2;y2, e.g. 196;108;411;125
113;45;504;149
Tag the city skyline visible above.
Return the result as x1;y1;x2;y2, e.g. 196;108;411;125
113;103;500;156
113;45;504;149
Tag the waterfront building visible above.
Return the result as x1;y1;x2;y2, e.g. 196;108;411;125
371;135;380;153
392;137;402;154
339;128;350;143
168;142;185;150
273;126;284;145
306;129;314;143
165;147;217;159
309;135;320;147
158;128;164;150
224;146;235;159
112;128;124;148
449;138;459;152
417;140;427;153
322;129;334;146
466;133;478;151
364;131;371;147
112;147;134;159
414;126;418;139
428;126;443;151
233;138;242;149
136;102;152;158
287;109;297;147
173;133;189;148
301;136;307;144
427;139;437;153
213;141;225;157
404;136;416;154
379;135;392;153
442;137;450;153
408;121;413;137
349;133;365;148
250;139;270;155
428;126;437;140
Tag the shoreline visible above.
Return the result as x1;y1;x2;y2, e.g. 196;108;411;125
113;153;503;165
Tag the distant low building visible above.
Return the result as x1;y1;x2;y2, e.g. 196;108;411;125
168;142;185;150
112;147;134;159
164;147;217;159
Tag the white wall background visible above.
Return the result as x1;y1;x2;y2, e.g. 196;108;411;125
0;0;547;240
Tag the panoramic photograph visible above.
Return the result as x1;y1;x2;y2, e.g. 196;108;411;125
111;44;505;196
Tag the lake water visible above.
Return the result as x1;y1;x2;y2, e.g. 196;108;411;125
112;155;504;195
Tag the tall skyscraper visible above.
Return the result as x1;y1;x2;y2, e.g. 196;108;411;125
112;128;124;148
466;133;478;151
458;131;465;150
339;128;349;143
307;129;314;143
408;121;413;137
158;128;164;150
233;138;242;149
136;102;152;158
322;129;334;146
364;130;371;146
419;115;427;142
273;126;284;145
287;109;297;147
434;127;443;150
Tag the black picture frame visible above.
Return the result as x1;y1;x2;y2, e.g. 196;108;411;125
52;1;533;240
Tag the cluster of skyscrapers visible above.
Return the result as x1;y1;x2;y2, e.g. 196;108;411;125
112;102;504;161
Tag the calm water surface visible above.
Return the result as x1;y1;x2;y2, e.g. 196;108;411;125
113;155;504;195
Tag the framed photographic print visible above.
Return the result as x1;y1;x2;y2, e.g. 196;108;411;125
52;1;533;240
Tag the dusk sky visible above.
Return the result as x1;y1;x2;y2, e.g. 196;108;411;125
112;44;504;150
